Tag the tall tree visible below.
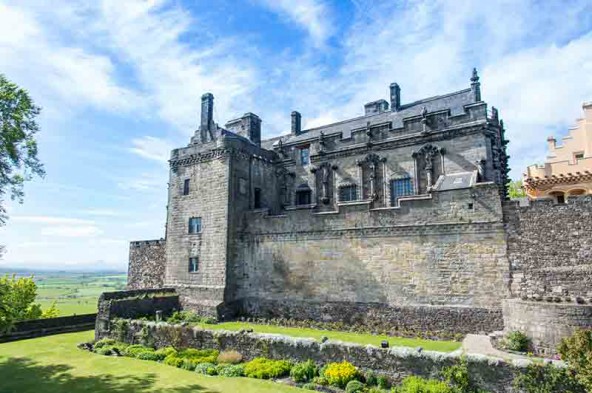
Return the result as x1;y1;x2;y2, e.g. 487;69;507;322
507;180;526;199
0;74;45;225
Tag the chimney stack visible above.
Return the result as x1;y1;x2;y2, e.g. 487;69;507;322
200;93;214;142
470;68;481;102
390;83;401;111
291;111;302;135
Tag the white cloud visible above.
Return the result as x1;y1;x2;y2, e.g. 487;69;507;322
117;172;165;192
129;136;174;164
12;216;94;225
0;3;143;117
255;0;333;47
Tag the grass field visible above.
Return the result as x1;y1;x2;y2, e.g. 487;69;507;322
28;272;127;316
0;331;304;393
198;321;461;352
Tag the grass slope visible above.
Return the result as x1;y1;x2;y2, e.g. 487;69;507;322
200;322;461;352
0;331;303;393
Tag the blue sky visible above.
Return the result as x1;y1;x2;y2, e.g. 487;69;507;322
0;0;591;271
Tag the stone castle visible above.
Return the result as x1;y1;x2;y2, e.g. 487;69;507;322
127;70;592;354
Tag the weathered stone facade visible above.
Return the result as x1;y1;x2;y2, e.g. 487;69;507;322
504;196;592;299
125;72;592;347
127;71;521;335
128;239;166;289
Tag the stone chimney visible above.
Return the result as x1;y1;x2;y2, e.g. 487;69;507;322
470;68;481;102
390;83;401;111
224;113;262;146
200;93;215;143
291;111;302;135
364;100;389;116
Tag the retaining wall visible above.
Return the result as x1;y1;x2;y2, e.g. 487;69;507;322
0;313;96;343
109;320;525;393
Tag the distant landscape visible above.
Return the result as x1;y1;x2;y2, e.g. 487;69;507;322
0;269;127;316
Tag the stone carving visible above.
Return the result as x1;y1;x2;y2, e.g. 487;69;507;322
311;162;336;204
413;144;443;192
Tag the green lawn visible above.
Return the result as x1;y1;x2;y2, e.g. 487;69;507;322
199;322;461;352
0;331;303;393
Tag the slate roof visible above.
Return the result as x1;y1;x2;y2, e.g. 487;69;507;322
260;87;476;150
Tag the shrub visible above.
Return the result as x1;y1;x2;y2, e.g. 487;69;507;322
558;328;592;390
167;311;217;324
364;370;377;386
441;357;483;393
503;331;529;352
163;354;184;368
366;388;385;393
302;383;317;391
112;319;129;342
216;363;245;377
217;350;243;364
195;362;218;376
244;357;292;379
513;362;585;393
395;376;452;393
312;376;328;386
345;380;365;393
377;375;390;389
322;361;359;388
94;338;115;349
95;346;115;356
154;346;177;360
137;351;162;361
124;344;153;358
290;360;318;383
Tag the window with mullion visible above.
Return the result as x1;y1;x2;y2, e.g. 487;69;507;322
188;217;201;234
339;185;357;202
188;257;199;272
390;178;413;206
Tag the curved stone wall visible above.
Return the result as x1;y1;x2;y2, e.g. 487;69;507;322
503;299;592;355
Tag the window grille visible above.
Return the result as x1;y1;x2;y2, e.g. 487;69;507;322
339;185;357;202
188;257;199;272
390;177;413;206
188;217;202;234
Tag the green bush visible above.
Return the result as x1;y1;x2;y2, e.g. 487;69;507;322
377;375;390;389
322;361;359;388
290;360;318;383
503;331;529;352
137;351;162;361
302;383;317;391
163;354;184;368
366;388;385;393
216;363;245;377
124;344;153;358
345;380;365;393
244;357;292;379
441;357;485;393
166;311;217;324
364;370;377;386
195;362;218;375
513;362;585;393
95;346;115;356
312;376;328;386
93;338;116;349
558;328;592;390
395;376;452;393
154;346;177;360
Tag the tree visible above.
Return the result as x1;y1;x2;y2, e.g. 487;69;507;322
507;180;526;199
0;73;45;225
0;275;43;333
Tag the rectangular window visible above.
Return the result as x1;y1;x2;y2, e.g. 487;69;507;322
391;177;414;206
339;185;357;202
299;147;310;165
254;188;262;209
575;152;584;161
183;179;190;195
188;257;199;273
188;217;201;234
296;190;312;206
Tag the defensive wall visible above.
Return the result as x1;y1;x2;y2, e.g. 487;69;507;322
0;313;96;343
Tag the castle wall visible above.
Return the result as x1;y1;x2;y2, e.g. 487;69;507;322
127;239;166;289
228;184;510;334
504;196;592;299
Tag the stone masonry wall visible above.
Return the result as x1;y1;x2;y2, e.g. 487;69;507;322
228;183;509;334
504;196;592;299
112;320;522;392
503;299;592;355
128;239;166;289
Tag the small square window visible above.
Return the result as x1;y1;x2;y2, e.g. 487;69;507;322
189;257;199;273
575;152;584;161
299;147;310;165
339;185;357;202
188;217;201;234
183;179;190;195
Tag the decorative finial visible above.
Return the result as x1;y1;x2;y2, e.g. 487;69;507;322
421;106;428;120
471;68;479;83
